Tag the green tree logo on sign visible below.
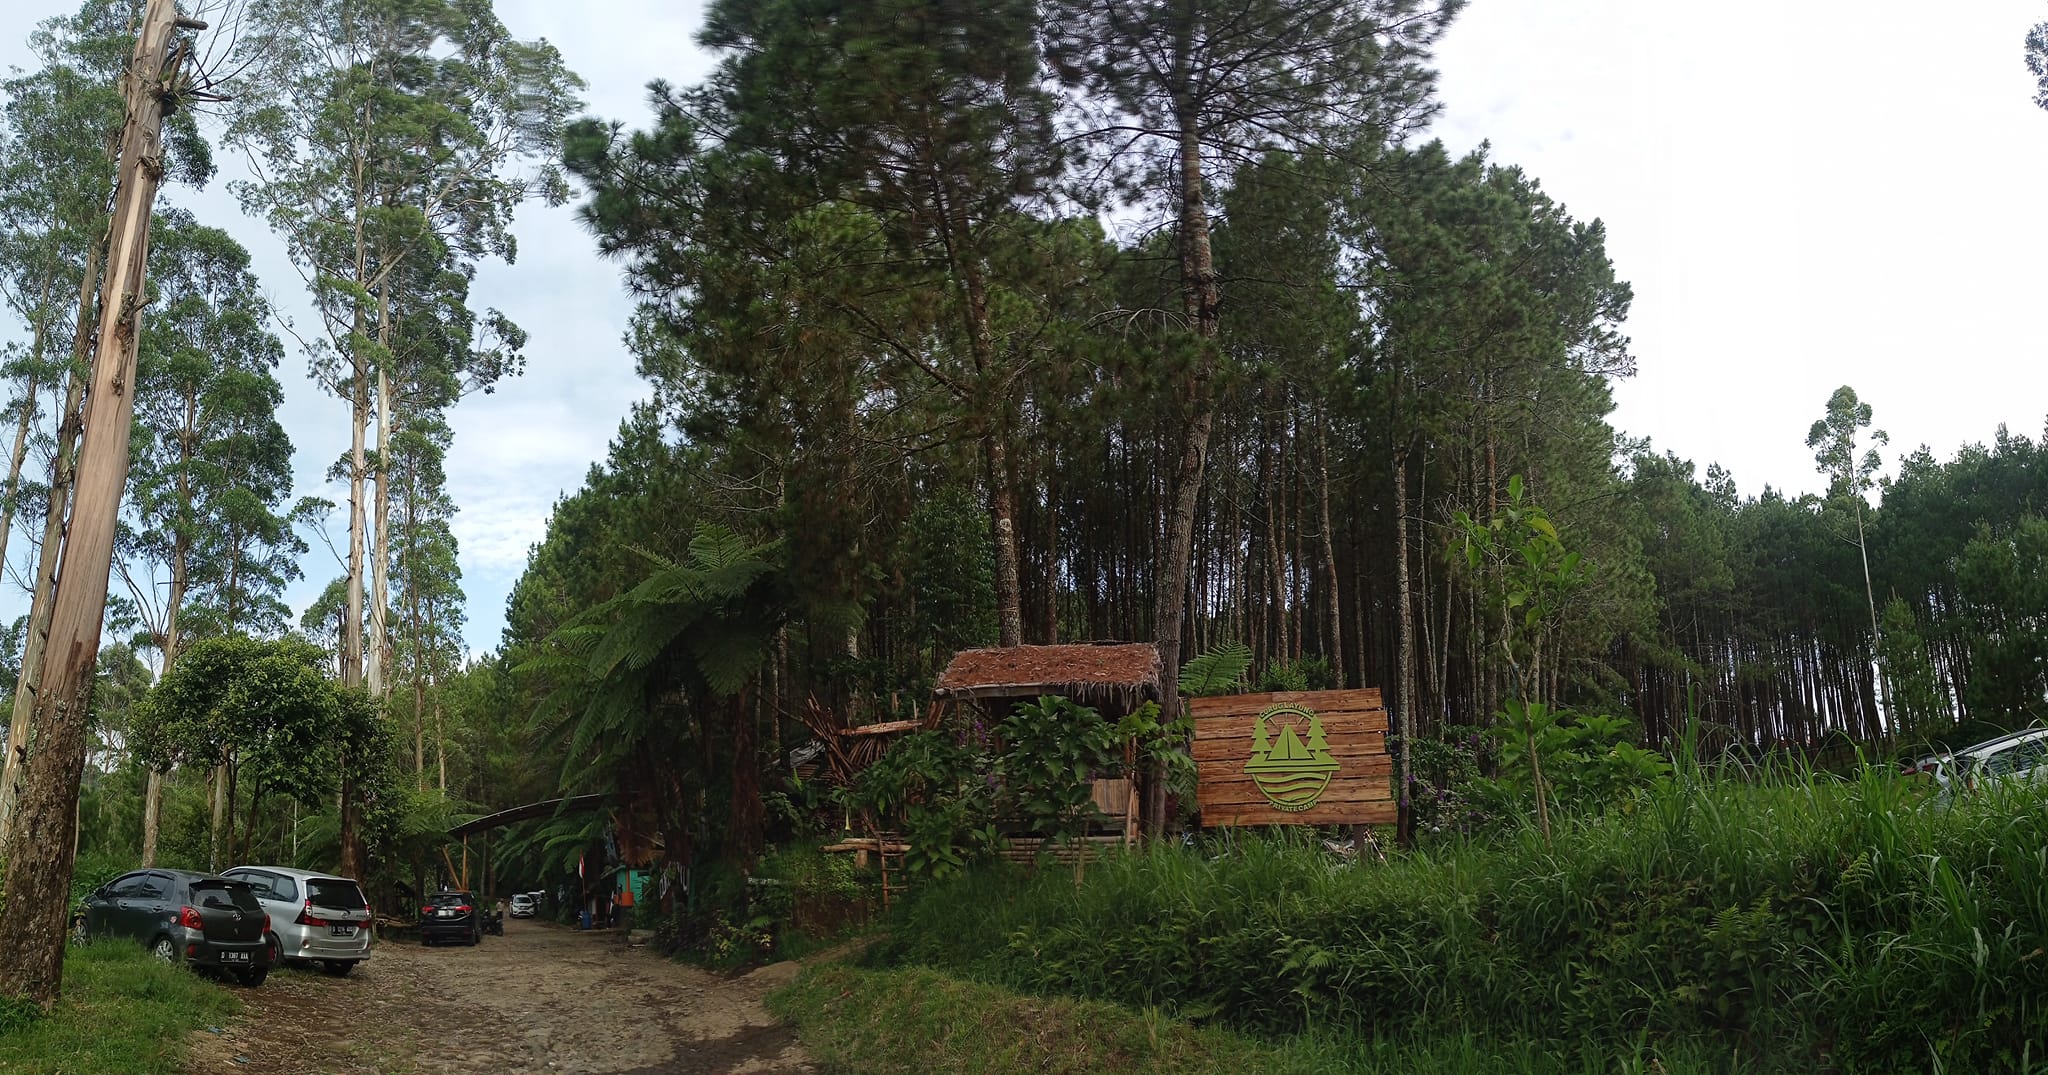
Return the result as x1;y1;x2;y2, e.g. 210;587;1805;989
1244;704;1339;811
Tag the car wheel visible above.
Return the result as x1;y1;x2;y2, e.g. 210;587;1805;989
320;960;355;977
422;935;434;947
151;935;177;962
266;932;282;966
237;966;269;988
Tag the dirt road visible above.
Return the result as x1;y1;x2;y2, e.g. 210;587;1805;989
183;919;813;1074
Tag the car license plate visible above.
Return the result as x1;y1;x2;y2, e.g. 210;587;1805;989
439;908;456;917
330;924;357;937
220;951;250;964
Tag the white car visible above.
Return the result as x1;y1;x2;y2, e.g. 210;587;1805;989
1912;727;2048;795
509;893;537;918
222;865;374;976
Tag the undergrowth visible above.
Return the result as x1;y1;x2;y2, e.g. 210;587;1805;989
866;766;2048;1073
0;940;239;1074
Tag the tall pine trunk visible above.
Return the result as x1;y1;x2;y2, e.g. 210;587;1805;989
1393;441;1420;846
1148;97;1223;835
1316;417;1343;688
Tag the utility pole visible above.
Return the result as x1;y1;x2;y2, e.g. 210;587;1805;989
0;0;204;1009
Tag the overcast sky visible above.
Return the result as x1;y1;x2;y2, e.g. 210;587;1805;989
4;0;2047;657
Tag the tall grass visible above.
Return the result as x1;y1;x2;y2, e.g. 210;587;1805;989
868;768;2048;1072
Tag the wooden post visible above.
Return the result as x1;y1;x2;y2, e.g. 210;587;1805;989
0;0;202;1008
461;834;470;891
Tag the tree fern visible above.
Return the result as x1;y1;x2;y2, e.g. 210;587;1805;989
1179;641;1252;697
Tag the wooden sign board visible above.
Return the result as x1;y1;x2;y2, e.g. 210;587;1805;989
1190;689;1394;827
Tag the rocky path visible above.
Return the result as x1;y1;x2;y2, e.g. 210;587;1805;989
182;918;813;1074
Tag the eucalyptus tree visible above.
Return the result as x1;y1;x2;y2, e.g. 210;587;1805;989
386;412;464;789
1807;385;1888;730
1042;0;1461;817
225;0;578;870
122;210;303;865
224;0;579;702
0;0;213;844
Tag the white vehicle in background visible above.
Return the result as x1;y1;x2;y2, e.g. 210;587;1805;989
222;865;374;976
1907;726;2048;796
509;893;537;918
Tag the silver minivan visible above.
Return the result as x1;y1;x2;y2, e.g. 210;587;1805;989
222;865;374;976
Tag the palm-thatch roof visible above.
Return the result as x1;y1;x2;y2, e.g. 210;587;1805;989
935;642;1163;712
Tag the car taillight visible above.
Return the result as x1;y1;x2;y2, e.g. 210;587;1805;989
262;913;271;933
297;900;330;927
457;905;472;914
177;906;204;929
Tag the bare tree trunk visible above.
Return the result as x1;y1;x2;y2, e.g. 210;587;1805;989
140;393;193;866
1149;99;1223;836
369;362;392;697
1316;417;1343;688
434;682;447;794
0;373;40;578
985;434;1025;648
208;763;228;869
1393;442;1418;847
0;0;190;1005
0;237;98;838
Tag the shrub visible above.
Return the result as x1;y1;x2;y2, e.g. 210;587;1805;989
868;769;2048;1072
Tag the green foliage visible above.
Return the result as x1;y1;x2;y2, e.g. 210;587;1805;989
1453;475;1589;839
907;488;999;660
133;635;340;807
849;697;1188;881
1474;709;1671;823
1807;386;1886;503
1178;642;1252;698
847;729;1000;881
0;940;239;1073
872;771;2048;1072
1255;656;1335;693
997;696;1123;851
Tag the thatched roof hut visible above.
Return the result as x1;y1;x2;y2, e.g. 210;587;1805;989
934;642;1163;714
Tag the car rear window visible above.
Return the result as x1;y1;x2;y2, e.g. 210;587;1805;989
192;880;263;913
429;892;474;907
307;878;369;909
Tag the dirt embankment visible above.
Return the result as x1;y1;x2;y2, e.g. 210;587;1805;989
182;918;812;1075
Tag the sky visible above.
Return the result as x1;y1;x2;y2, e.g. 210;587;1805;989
3;0;2047;658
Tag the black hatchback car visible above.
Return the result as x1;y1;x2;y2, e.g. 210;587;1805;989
418;890;482;946
76;869;274;986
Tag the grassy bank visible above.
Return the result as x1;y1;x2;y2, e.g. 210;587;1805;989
770;963;1766;1074
862;768;2048;1073
0;942;239;1074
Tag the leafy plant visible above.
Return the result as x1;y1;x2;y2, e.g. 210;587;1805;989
1179;642;1252;698
997;696;1123;855
1453;475;1588;842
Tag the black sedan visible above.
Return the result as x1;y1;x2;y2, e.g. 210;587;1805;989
418;890;484;946
76;869;274;986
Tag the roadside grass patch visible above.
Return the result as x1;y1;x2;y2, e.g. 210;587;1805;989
769;963;1774;1074
769;963;1290;1075
0;941;239;1074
